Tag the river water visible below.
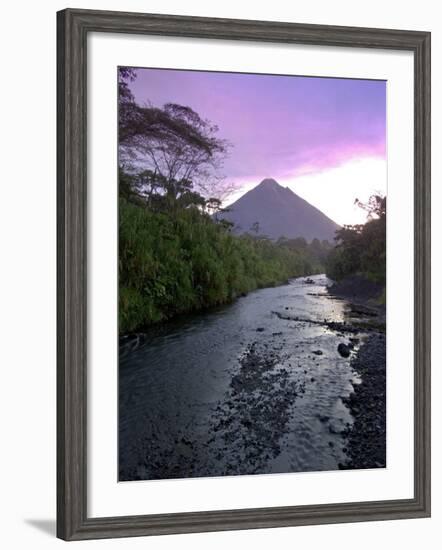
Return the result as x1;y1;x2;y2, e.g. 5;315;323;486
119;274;363;481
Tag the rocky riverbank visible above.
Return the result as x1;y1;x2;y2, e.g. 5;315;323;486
341;333;386;469
326;277;386;469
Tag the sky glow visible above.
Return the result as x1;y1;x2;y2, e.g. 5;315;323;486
127;67;387;226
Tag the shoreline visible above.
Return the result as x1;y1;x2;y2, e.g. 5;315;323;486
327;276;387;469
341;333;386;469
119;272;322;341
327;275;385;317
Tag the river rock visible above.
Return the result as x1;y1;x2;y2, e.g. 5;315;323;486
337;343;351;358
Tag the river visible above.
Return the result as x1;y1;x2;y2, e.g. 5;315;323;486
119;274;364;481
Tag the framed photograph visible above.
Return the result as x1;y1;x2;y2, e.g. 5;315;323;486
57;8;431;541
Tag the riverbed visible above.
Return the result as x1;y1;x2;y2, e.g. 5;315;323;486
119;274;377;481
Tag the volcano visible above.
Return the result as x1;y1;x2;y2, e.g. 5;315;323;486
218;178;340;241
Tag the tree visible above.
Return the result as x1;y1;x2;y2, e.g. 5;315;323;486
118;68;145;146
118;68;231;200
205;197;223;215
121;169;209;212
326;195;386;283
354;194;386;220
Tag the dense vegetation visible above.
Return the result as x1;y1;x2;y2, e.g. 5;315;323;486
118;68;330;333
326;195;386;285
120;198;329;332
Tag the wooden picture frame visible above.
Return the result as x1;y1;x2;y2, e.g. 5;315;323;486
57;8;431;541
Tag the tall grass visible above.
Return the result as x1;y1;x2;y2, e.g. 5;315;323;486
119;198;322;333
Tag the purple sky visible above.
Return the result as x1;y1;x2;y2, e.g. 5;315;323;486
128;68;385;182
126;68;386;225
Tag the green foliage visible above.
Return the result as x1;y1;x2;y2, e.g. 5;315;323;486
119;198;326;333
326;195;386;284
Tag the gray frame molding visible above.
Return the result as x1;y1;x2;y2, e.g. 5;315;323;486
57;8;431;541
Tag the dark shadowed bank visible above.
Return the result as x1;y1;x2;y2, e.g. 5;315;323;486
341;333;386;469
327;277;386;470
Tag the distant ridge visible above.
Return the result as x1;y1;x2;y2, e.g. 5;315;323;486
219;178;340;242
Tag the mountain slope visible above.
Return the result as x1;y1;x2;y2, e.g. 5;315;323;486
219;178;340;242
